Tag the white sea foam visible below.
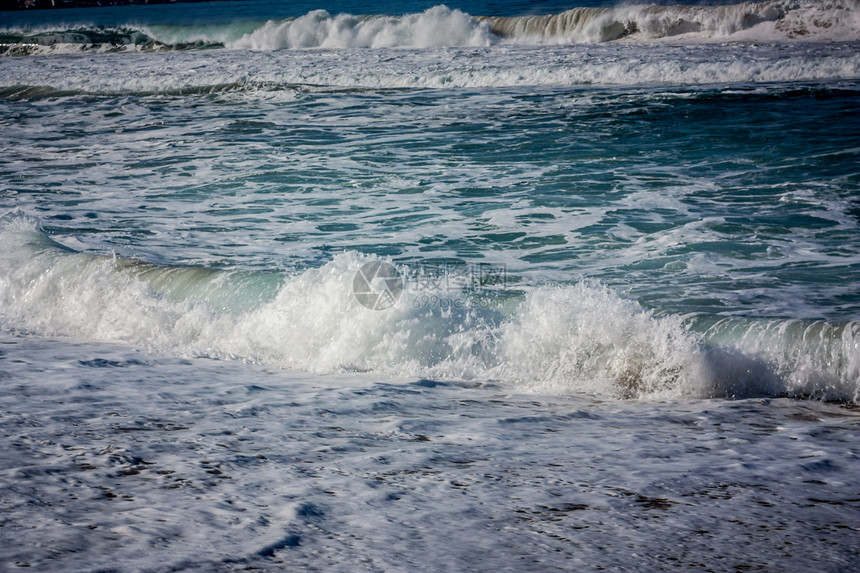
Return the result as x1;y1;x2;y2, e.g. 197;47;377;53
1;0;858;58
1;41;858;95
231;6;494;50
2;212;857;402
3;330;858;572
219;0;860;49
485;0;860;44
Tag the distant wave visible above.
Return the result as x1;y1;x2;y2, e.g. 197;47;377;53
1;1;858;56
0;26;221;56
230;6;493;50
2;211;858;403
483;0;860;43
0;81;281;100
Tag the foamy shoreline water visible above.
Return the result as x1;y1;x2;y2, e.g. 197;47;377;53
2;213;858;402
2;0;859;570
2;332;859;572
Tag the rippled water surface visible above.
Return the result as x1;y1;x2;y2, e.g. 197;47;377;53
2;0;860;570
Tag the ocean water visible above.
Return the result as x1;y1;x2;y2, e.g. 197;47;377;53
2;0;860;570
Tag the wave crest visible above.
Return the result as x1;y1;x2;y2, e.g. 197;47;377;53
2;1;857;57
2;212;858;403
0;25;221;56
484;0;860;43
230;6;493;50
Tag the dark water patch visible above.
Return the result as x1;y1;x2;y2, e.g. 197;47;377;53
78;358;146;368
258;533;302;556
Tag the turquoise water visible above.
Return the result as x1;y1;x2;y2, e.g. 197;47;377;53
3;81;860;318
1;3;860;569
2;1;860;398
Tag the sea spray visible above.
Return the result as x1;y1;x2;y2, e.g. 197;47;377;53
231;6;494;50
2;213;858;402
2;0;858;57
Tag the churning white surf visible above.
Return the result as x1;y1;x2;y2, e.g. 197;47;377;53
1;0;858;57
198;0;860;47
231;6;492;50
1;213;857;402
1;41;858;97
483;0;860;43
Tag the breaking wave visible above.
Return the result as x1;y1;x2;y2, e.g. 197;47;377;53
483;0;860;43
1;212;858;403
230;6;493;50
1;1;858;56
0;26;221;56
